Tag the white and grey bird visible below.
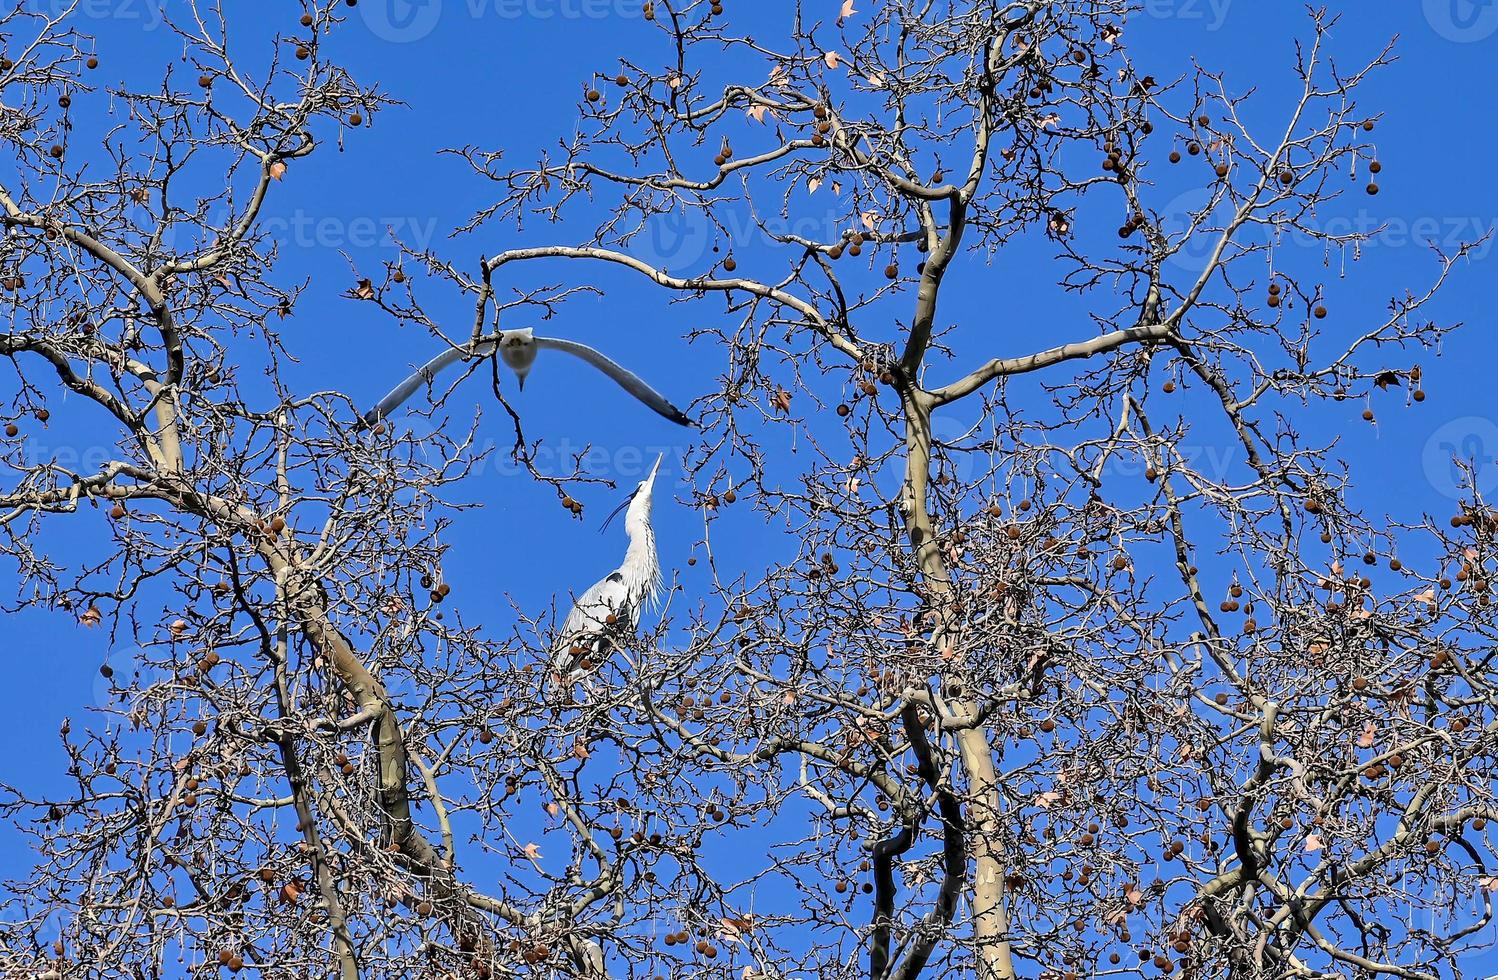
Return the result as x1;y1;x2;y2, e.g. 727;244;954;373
551;453;665;680
362;329;695;428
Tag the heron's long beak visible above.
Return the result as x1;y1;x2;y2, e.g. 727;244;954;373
601;489;636;533
644;452;664;488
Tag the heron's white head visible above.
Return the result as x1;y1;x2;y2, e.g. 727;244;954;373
604;453;664;536
499;328;538;390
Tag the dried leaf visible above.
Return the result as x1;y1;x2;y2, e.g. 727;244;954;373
719;916;753;940
823;50;841;70
747;104;767;123
268;160;287;181
1304;834;1324;852
772;387;793;414
354;279;374;300
839;0;857;21
1357;720;1377;749
807;176;822;194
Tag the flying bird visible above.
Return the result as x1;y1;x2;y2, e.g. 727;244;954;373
552;453;665;681
361;330;695;428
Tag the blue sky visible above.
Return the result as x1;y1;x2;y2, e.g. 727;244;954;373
3;0;1497;967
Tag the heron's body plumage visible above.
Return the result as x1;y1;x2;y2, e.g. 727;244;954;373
551;454;664;677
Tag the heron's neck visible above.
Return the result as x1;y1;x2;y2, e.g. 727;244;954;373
621;516;660;599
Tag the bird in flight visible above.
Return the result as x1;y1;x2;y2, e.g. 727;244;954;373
552;452;666;681
362;329;696;428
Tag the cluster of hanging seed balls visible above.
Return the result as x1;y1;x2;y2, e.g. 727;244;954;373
1165;115;1381;194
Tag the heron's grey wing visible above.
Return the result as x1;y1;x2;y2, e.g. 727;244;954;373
361;341;494;427
553;571;632;671
533;336;695;427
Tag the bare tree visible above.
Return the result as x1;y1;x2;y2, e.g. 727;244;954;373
0;2;1493;980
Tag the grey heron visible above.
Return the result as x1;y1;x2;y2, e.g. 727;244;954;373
362;329;696;428
551;452;665;679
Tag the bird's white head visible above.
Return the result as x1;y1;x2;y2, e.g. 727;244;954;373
604;452;664;536
499;327;538;390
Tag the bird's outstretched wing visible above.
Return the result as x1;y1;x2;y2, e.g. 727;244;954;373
533;336;696;427
360;341;495;428
552;571;633;674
